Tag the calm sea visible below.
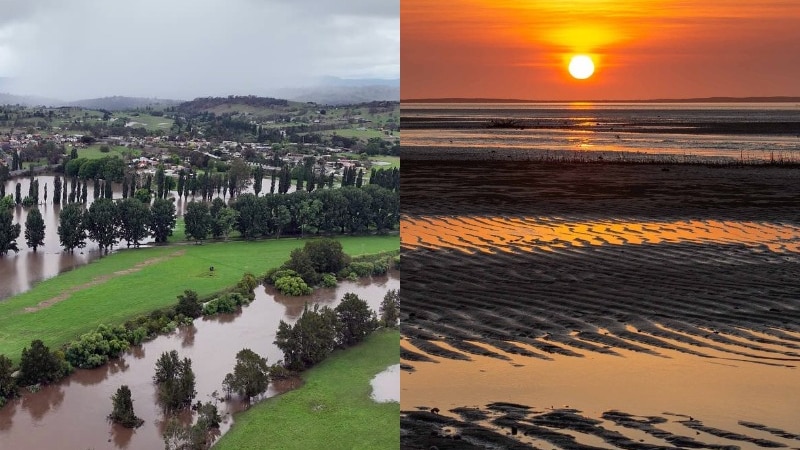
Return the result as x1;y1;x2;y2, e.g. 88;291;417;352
402;102;800;161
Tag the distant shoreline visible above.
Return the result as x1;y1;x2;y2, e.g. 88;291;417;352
402;96;800;104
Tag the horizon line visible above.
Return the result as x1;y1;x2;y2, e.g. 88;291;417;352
401;96;800;104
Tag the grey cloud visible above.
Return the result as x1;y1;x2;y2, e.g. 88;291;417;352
0;0;398;100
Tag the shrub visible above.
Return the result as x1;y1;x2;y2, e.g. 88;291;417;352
175;290;202;319
275;276;312;296
321;273;337;287
18;340;71;386
266;268;301;285
371;257;391;275
348;262;374;278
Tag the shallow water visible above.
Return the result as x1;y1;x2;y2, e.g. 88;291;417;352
401;156;800;448
370;364;400;403
1;172;301;301
0;272;398;449
401;342;800;448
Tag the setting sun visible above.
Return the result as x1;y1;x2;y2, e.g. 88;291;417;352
568;55;595;79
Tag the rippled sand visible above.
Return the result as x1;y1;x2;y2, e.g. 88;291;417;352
401;159;800;449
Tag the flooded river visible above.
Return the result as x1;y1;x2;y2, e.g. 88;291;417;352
0;271;398;449
2;175;195;300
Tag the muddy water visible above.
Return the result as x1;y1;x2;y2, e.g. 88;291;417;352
0;271;398;449
0;175;195;300
370;364;400;403
401;341;800;448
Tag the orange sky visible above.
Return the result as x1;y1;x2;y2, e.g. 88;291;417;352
402;0;800;100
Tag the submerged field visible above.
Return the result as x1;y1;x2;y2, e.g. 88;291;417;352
401;158;800;449
215;329;400;450
0;235;399;362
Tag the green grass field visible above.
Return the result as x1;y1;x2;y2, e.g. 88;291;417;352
0;235;399;362
215;329;399;450
72;144;140;160
113;113;174;130
325;128;388;140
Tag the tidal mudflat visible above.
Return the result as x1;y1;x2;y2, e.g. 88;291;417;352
400;156;800;449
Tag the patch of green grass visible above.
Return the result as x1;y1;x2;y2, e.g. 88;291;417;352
325;128;386;140
215;329;399;450
0;235;399;363
114;114;174;130
74;144;139;160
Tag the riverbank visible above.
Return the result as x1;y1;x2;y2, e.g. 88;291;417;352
0;235;399;363
215;328;400;450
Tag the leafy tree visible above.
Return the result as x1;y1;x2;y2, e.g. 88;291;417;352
150;198;176;243
162;401;220;450
117;198;150;248
274;304;338;371
228;157;251;197
274;204;291;239
334;293;377;347
58;203;86;252
231;193;263;239
24;207;45;251
0;354;17;406
134;188;151;205
211;206;239;240
109;385;144;428
379;289;400;328
282;248;317;285
303;238;350;276
15;182;21;205
274;275;312;296
52;175;62;205
0;209;21;255
175;290;202;319
252;165;264;196
85;198;119;252
18;339;70;386
222;348;270;400
184;201;211;243
153;350;196;411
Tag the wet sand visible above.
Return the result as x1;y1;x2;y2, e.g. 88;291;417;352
401;157;800;449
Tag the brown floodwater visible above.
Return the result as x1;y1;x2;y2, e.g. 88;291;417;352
370;364;400;403
0;271;398;449
1;175;197;300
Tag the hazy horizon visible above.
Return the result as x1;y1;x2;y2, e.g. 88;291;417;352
0;0;399;101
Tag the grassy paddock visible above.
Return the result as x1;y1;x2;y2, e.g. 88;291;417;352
0;235;399;362
74;144;139;160
215;329;400;450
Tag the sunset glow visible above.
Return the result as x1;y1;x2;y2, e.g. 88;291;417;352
402;0;800;100
568;55;595;80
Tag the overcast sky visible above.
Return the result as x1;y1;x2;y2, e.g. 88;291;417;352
0;0;398;100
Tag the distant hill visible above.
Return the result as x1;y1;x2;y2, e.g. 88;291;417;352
65;96;183;111
278;86;399;105
0;92;62;107
177;95;293;115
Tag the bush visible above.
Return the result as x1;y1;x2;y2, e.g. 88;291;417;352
275;275;312;296
18;340;71;386
371;257;391;275
175;290;202;319
266;268;301;285
321;273;337;287
348;262;374;278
